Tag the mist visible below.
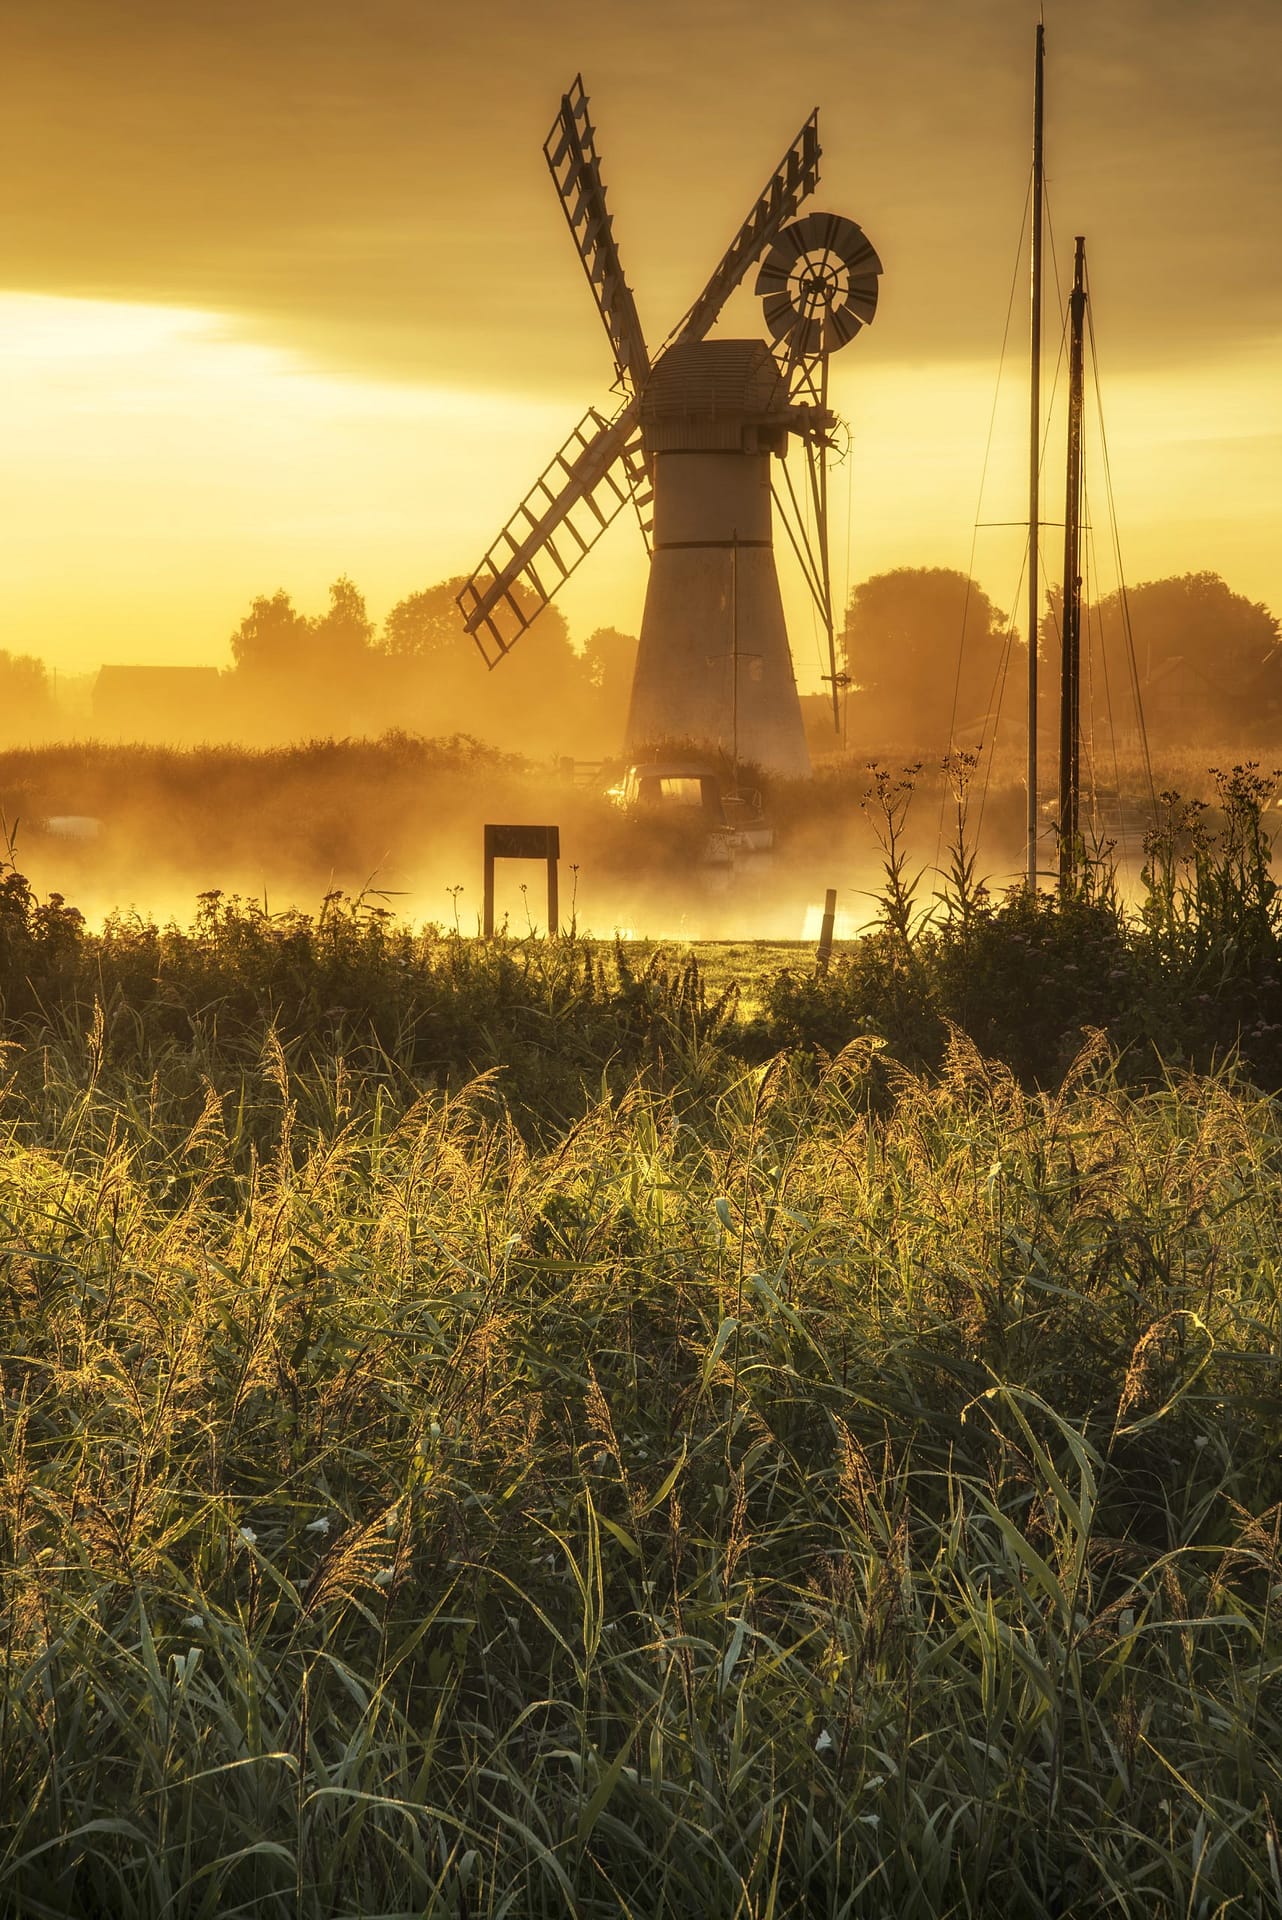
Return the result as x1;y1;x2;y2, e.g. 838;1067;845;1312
4;730;1157;949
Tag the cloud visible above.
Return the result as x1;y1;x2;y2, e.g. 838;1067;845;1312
2;0;1278;388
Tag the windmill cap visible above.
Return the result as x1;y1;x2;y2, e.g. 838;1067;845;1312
640;339;790;453
642;339;788;423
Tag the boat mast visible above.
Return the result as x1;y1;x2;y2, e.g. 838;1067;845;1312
1058;236;1087;889
731;526;740;786
1026;21;1045;889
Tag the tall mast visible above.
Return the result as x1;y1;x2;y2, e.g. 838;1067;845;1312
1058;237;1087;889
731;526;740;785
1026;21;1045;889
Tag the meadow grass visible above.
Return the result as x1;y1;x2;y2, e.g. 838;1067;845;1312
3;768;1282;1915
1;1025;1281;1916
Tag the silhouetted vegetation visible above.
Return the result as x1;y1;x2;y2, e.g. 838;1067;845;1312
215;575;636;755
0;647;55;745
842;566;1015;754
2;786;1282;1913
841;564;1282;767
4;759;1282;1116
1091;570;1282;744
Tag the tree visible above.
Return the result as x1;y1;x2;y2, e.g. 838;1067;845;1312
1092;572;1282;744
0;650;55;743
230;578;374;680
229;589;311;677
842;568;1013;752
312;576;374;670
381;578;470;660
379;577;594;754
580;627;639;745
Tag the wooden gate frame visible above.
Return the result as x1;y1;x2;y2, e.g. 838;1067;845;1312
482;824;560;937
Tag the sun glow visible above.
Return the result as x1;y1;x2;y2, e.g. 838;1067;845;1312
0;294;1279;682
0;294;582;670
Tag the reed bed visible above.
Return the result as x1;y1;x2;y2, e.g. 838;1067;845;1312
3;771;1282;1916
2;1025;1280;1917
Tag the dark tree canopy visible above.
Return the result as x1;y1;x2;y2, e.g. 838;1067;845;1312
580;627;639;742
842;568;1013;751
1093;572;1281;741
229;589;310;677
380;578;470;661
380;577;573;671
230;578;373;680
1032;572;1282;750
0;650;54;744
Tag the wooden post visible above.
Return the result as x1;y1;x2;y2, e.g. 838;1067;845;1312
817;887;837;973
483;845;496;937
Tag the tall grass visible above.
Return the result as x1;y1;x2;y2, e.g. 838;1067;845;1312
3;773;1282;1913
2;1029;1280;1916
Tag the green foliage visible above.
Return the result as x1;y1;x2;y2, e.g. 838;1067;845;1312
6;752;1282;1111
767;759;1282;1092
0;830;84;1022
4;783;1282;1909
1097;572;1282;740
0;1028;1280;1915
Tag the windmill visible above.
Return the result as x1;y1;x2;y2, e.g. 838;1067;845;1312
456;77;881;777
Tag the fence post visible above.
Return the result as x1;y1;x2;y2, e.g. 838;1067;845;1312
816;888;837;974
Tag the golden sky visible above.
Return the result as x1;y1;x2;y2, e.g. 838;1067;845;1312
2;0;1280;679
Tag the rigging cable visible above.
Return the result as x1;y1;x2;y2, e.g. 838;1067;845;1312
842;426;854;748
1082;490;1129;876
974;228;1071;863
935;174;1031;875
1085;265;1157;822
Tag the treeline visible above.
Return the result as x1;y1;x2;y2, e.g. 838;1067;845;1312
0;579;639;759
221;576;639;755
843;566;1282;755
3;563;1279;760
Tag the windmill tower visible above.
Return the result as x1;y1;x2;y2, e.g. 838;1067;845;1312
457;79;881;776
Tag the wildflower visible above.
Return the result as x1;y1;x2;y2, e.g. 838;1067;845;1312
305;1515;331;1536
815;1728;834;1754
1194;1435;1209;1449
374;1568;394;1588
182;1613;204;1631
238;1526;258;1547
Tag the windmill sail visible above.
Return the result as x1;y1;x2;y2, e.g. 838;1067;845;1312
456;399;647;665
544;77;650;393
458;93;830;675
671;110;821;349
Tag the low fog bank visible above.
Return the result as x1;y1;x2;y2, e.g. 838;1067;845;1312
1;734;895;941
0;733;1203;942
